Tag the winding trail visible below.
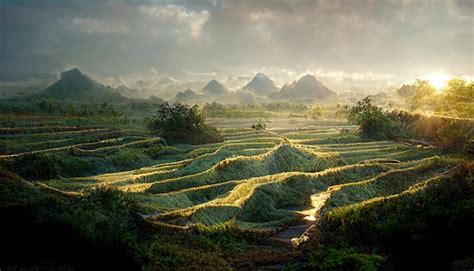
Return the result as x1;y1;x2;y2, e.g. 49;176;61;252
267;190;332;245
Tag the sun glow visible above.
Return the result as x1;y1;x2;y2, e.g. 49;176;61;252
427;72;450;90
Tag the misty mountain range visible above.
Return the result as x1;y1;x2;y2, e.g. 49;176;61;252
0;68;397;104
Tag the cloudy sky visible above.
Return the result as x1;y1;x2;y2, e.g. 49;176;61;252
1;0;473;91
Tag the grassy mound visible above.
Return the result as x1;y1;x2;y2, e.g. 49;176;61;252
324;157;453;211
154;163;391;227
315;162;473;270
146;143;340;194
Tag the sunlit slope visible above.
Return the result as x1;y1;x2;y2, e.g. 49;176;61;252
34;125;460;231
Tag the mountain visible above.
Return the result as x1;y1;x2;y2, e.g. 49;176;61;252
271;74;334;100
135;80;151;89
174;89;201;101
202;79;228;95
146;95;166;104
234;88;259;104
157;76;175;85
114;85;143;98
243;73;278;96
40;68;128;103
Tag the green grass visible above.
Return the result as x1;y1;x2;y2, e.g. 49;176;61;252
3;120;465;233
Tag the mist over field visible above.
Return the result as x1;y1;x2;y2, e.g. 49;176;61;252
0;1;473;270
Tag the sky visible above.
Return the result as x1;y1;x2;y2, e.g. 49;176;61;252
1;0;473;92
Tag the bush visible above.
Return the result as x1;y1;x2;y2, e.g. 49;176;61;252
400;78;474;118
347;97;401;140
148;103;223;144
308;245;385;271
10;153;56;181
251;120;267;130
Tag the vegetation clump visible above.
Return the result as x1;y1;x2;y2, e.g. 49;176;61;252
399;78;474;118
345;97;401;140
9;153;56;181
344;96;474;152
148;103;223;144
251;120;267;130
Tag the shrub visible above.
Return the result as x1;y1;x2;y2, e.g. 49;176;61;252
308;245;385;271
148;103;223;144
308;106;323;119
251;120;267;130
347;97;401;140
10;153;56;181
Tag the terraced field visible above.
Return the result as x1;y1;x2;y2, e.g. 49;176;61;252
12;120;459;245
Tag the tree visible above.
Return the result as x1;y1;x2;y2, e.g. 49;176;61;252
400;78;474;118
408;80;437;112
148;103;204;133
396;84;417;98
435;79;474;118
251;121;266;130
148;103;222;144
307;106;323;119
347;97;401;139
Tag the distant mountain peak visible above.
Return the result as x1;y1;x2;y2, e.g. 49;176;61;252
205;79;221;87
60;68;83;79
297;74;320;84
157;76;175;85
203;79;228;95
255;72;267;78
244;72;277;96
40;68;128;103
271;74;334;100
182;88;196;94
174;88;201;102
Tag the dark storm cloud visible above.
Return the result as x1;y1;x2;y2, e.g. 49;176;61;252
0;0;472;86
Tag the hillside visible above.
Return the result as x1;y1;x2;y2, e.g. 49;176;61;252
174;88;202;102
243;73;278;96
157;76;175;85
202;79;229;95
271;74;335;100
40;68;129;103
1;115;471;269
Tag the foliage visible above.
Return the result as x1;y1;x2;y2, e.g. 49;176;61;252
435;79;474;118
9;153;56;181
307;106;323;119
408;115;474;151
202;102;274;118
1;111;472;270
0;98;123;116
148;103;223;144
251;120;267;130
318;162;474;270
344;96;473;151
149;102;205;132
69;187;140;246
308;245;385;271
396;83;416;98
347;97;401;140
407;80;437;112
402;78;474;118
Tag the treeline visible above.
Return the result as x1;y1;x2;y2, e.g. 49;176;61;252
397;78;473;118
343;97;474;152
0;98;122;116
201;101;345;119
